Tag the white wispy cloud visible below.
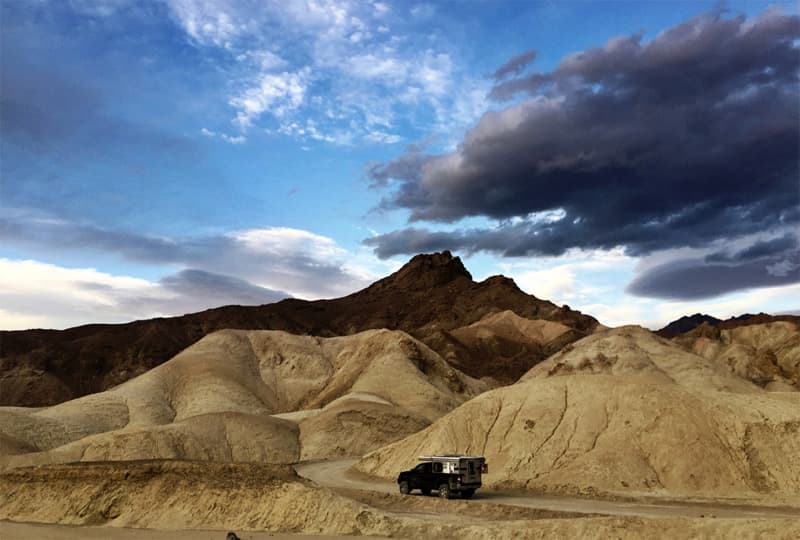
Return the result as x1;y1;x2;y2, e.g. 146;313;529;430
230;68;312;128
0;258;164;329
167;0;258;47
165;0;486;146
227;226;346;259
200;127;246;144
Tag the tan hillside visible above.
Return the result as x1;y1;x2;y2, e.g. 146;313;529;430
357;326;800;502
674;321;800;391
451;311;574;345
0;328;486;468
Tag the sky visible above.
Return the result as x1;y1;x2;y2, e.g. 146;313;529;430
1;0;798;331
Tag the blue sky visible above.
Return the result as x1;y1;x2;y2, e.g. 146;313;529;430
1;0;798;330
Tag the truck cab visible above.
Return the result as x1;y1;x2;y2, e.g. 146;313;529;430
396;454;487;499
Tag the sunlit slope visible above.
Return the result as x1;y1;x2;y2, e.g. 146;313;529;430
0;329;486;467
357;327;800;501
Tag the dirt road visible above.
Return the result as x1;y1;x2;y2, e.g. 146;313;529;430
295;459;800;520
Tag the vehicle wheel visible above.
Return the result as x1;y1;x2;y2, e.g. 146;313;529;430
399;481;411;495
461;489;475;499
421;488;431;496
438;484;451;499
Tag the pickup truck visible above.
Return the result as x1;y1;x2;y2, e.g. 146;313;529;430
397;454;487;499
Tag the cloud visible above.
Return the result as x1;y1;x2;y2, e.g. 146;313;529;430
489;246;800;329
0;212;375;300
200;127;246;144
167;0;261;47
492;49;536;80
626;252;800;300
704;233;798;263
625;231;800;299
651;283;800;329
230;68;311;129
767;259;800;278
500;247;630;303
365;9;800;301
0;258;161;330
161;0;481;145
0;258;287;330
159;269;286;305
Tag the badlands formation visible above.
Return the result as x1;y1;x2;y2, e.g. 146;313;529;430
0;328;485;466
1;253;799;539
357;326;800;502
673;320;800;391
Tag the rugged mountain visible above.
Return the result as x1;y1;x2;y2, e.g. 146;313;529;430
657;312;800;338
656;313;722;337
358;326;800;502
0;251;599;406
656;312;800;390
0;328;485;468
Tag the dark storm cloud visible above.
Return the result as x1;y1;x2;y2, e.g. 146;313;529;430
367;9;800;268
705;233;799;263
365;205;800;260
366;137;436;188
626;231;800;299
364;219;598;259
626;251;800;300
492;49;536;80
0;212;371;299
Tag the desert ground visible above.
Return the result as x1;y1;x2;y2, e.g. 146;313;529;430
1;254;799;538
2;523;389;540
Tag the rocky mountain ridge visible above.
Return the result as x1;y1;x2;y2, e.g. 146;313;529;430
0;251;598;406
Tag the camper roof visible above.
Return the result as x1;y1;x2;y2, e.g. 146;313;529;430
417;454;485;462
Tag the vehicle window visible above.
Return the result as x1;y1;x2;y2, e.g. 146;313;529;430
414;463;427;472
468;461;475;474
433;462;443;473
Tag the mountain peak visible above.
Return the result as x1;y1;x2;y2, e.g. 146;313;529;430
657;313;722;337
481;274;521;291
372;251;473;291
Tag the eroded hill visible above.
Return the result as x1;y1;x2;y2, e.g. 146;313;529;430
673;320;800;391
0;328;486;467
356;326;800;502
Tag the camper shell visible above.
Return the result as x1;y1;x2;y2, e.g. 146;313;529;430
396;454;487;499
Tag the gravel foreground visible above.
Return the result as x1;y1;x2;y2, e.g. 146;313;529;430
0;522;391;540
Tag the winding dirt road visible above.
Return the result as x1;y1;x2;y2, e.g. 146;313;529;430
295;459;800;520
